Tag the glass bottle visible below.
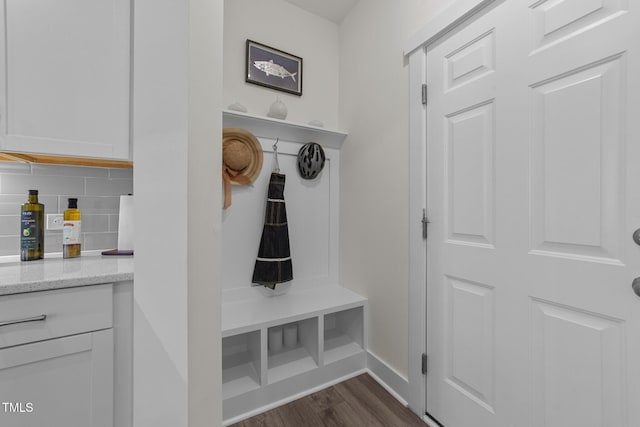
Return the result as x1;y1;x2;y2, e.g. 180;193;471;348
20;189;44;261
63;197;81;258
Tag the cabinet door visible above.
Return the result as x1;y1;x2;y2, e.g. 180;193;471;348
0;329;114;427
0;0;131;160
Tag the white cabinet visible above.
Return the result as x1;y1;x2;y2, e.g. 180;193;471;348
0;0;131;160
0;284;114;427
0;330;113;427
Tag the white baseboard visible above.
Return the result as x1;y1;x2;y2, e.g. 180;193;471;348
365;350;410;405
423;413;442;427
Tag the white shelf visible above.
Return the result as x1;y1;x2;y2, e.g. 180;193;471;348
323;306;364;365
222;285;366;337
223;110;348;148
222;362;261;400
324;329;364;365
222;332;261;399
267;317;318;384
267;344;318;384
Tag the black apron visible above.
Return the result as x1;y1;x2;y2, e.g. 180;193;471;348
252;173;293;289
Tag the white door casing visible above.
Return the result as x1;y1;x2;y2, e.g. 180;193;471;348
408;0;640;426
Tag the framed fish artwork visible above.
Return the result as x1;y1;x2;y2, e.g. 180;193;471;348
246;39;303;96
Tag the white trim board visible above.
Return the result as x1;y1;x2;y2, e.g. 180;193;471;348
423;414;443;427
365;351;411;409
404;0;501;55
405;0;503;420
223;110;347;149
406;44;428;417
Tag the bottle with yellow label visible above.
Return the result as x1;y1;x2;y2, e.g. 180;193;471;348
63;198;81;258
20;189;44;261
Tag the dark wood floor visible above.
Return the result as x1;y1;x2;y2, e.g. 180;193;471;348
231;373;426;427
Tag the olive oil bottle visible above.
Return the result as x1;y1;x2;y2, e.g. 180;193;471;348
63;198;81;258
20;189;44;261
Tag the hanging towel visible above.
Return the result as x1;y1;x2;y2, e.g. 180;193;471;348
252;173;293;289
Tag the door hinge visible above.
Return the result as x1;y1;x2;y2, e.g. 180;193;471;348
422;353;428;375
421;84;428;105
422;209;430;239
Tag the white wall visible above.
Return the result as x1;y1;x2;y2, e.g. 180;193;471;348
223;0;340;128
133;0;189;423
133;0;222;425
188;0;223;425
339;0;456;379
222;0;457;391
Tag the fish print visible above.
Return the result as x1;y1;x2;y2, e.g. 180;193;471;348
253;60;297;82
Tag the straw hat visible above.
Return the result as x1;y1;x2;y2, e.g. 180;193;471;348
223;128;263;208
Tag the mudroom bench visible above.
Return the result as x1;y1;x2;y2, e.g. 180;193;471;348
221;285;367;424
221;111;360;423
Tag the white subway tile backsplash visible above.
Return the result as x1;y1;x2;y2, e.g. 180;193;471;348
108;168;133;180
85;177;134;196
0;195;60;214
0;162;31;174
0;174;85;196
108;214;119;232
0;236;18;256
0;163;133;256
44;233;63;253
83;232;118;251
0;215;18;235
77;196;121;214
81;214;110;233
0;203;19;216
32;164;109;178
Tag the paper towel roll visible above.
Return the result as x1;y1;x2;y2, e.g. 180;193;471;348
117;195;134;251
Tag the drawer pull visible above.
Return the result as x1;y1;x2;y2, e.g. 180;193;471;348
0;314;47;327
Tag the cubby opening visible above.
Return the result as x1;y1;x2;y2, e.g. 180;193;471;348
323;306;364;365
267;318;319;384
222;331;261;399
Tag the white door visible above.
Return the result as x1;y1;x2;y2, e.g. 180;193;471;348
425;1;640;426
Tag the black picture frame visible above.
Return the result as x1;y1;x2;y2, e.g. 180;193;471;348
245;40;302;96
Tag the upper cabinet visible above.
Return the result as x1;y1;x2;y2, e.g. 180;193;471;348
0;0;131;160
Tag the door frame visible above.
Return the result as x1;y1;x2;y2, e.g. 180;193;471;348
405;0;501;419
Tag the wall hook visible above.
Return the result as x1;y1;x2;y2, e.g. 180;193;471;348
273;138;280;173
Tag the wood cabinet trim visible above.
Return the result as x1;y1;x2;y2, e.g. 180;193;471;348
0;152;133;169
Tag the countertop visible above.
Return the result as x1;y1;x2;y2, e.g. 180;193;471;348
0;255;134;296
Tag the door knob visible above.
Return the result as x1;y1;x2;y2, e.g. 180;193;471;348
633;277;640;297
633;228;640;246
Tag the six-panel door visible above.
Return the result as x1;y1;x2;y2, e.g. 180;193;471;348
426;1;640;426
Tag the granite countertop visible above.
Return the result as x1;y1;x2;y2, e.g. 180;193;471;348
0;255;134;296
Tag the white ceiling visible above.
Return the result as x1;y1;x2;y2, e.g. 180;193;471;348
284;0;359;24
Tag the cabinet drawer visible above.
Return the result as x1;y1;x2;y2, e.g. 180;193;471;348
0;284;112;349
